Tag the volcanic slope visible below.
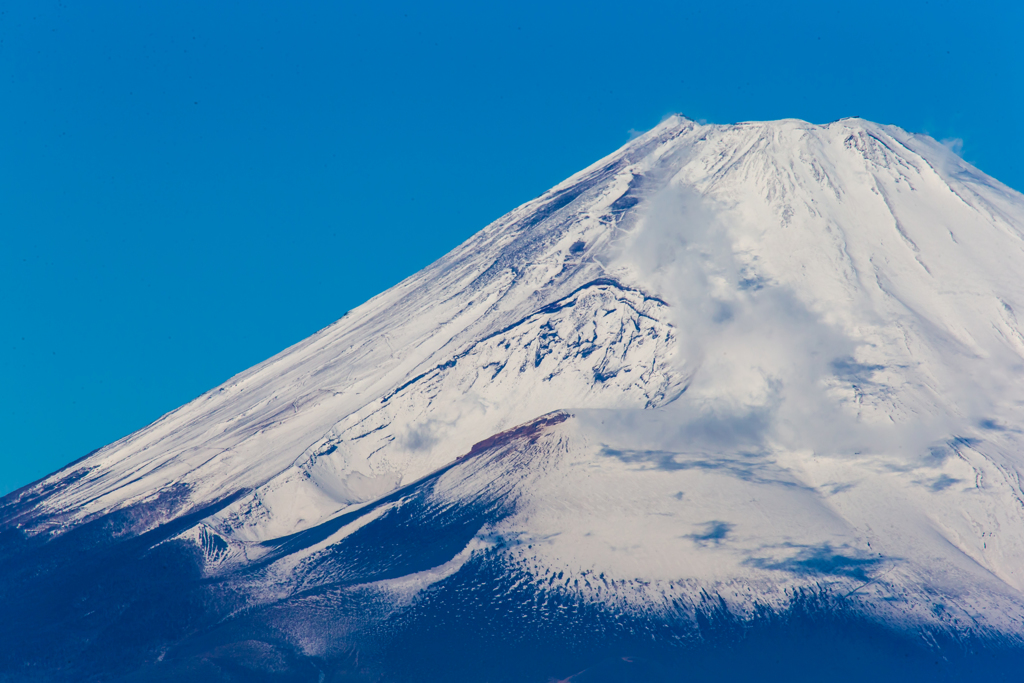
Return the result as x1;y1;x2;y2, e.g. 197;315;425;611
5;115;1024;681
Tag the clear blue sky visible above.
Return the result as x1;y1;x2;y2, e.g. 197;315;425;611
2;0;1022;495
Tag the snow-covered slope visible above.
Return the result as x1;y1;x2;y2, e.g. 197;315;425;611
5;115;1024;680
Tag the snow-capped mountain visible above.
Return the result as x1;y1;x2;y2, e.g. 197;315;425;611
4;115;1024;682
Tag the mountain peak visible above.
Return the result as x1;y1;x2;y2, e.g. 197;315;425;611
4;115;1024;680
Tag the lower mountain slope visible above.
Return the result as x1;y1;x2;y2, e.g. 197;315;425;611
2;412;1023;681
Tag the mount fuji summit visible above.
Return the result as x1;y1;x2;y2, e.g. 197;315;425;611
5;115;1024;682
